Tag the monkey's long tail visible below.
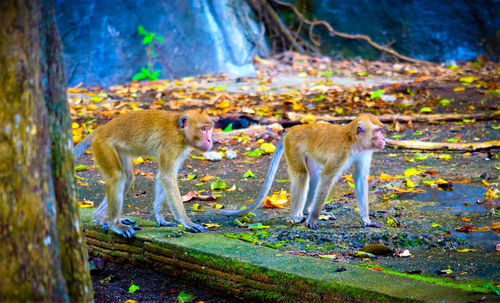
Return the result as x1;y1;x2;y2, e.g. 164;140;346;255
218;137;284;216
74;132;95;159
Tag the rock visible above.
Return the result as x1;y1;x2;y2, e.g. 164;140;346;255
225;150;237;159
204;151;223;161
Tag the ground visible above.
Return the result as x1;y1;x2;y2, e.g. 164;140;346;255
72;56;500;301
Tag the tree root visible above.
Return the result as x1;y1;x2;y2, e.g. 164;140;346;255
273;0;431;65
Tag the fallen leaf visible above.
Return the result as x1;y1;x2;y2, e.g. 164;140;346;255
387;216;402;228
455;225;475;233
181;191;217;202
456;248;479;252
200;175;216;182
243;170;256;178
75;164;88;172
78;200;94;208
379;173;398;181
432;223;442;228
404;167;421;177
453;87;466;92
192;203;206;212
210;181;227;190
248;223;269;230
177;290;195;303
395;249;412;257
354;251;375;258
201;223;220;229
319;254;338;259
264;189;288;208
128;283;139;294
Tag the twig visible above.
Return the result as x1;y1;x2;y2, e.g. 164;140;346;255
386;139;500;151
273;0;431;65
284;112;500;124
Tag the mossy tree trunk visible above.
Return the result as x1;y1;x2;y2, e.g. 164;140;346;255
0;0;93;301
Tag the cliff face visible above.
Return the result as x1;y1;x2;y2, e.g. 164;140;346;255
55;0;499;87
55;0;269;87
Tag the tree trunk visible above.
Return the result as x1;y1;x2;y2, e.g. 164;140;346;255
0;0;93;301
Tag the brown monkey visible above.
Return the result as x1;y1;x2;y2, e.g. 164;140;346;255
75;109;214;237
219;113;385;229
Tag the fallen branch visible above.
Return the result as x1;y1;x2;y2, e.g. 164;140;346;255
284;112;500;124
273;0;431;65
386;139;500;151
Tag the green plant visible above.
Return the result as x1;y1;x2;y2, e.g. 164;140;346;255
133;25;163;81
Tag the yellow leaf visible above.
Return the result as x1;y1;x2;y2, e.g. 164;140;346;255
193;203;206;212
200;175;216;182
482;179;490;187
456;248;479;252
485;188;499;200
405;179;416;188
260;142;276;154
453;87;466;92
379;173;398;181
264;189;288;208
78;200;94;208
300;114;315;124
72;122;79;129
132;157;145;165
344;174;354;182
404;167;421;177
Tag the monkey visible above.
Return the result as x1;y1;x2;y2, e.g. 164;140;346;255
74;109;214;237
218;113;385;229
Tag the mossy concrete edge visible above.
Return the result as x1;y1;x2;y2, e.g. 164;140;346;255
80;213;490;302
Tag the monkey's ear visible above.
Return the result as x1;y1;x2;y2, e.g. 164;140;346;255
356;122;365;135
179;115;188;128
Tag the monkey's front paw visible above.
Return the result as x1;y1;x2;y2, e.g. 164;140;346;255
305;220;319;229
290;215;306;223
156;219;177;227
120;218;136;225
185;223;206;233
110;223;136;238
363;222;382;228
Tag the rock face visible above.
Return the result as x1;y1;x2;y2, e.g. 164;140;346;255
55;0;499;87
55;0;269;87
314;0;499;62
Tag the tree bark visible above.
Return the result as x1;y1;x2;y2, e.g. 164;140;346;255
0;0;93;301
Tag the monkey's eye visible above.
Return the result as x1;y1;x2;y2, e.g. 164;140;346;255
201;126;211;132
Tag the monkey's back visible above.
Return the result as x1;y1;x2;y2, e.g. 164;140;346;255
92;110;182;157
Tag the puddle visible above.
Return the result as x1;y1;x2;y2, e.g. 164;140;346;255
452;230;500;250
402;183;488;213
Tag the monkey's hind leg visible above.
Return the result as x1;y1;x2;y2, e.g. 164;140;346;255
117;154;137;226
153;177;177;227
288;169;309;223
93;142;136;238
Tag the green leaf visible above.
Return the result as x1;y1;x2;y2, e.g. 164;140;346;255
223;123;233;132
177;291;195;303
247;149;263;157
214;85;226;91
155;35;164;42
132;72;147;81
447;138;460;143
370;89;384;99
432;223;442;228
491;125;500;130
142;35;153;45
438;99;450;106
137;25;147;35
313;94;326;102
210;180;227;191
248;223;269;230
321;71;333;77
128;283;139;294
74;164;88;172
140;67;151;75
186;173;197;180
243;170;256;178
419;107;432;113
151;51;158;57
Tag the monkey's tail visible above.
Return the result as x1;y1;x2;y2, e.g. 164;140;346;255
74;132;95;159
218;137;284;216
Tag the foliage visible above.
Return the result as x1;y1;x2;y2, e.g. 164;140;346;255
132;25;164;81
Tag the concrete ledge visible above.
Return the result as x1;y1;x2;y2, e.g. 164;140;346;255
82;219;491;302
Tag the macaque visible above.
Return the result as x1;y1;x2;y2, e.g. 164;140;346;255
74;109;214;237
219;113;385;229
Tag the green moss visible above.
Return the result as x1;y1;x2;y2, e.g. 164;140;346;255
357;264;491;293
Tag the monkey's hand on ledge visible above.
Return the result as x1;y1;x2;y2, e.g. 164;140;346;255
181;221;206;233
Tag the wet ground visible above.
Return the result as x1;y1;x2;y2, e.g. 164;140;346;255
74;59;499;300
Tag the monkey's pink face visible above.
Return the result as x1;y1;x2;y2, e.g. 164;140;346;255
197;125;213;151
372;128;385;150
